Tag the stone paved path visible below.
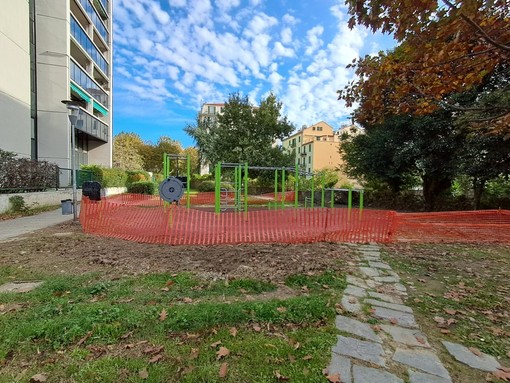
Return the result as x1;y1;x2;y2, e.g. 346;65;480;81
328;244;453;383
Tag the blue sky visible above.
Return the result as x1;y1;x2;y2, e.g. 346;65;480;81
112;0;395;148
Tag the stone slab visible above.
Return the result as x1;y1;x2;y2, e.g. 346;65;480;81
366;279;381;288
341;295;361;314
333;335;385;366
368;261;392;270
335;315;382;343
368;291;404;304
374;276;400;283
408;370;452;383
345;285;367;298
359;267;380;278
393;349;451;379
0;281;43;293
328;353;352;383
441;341;501;372
346;275;369;289
353;365;403;383
380;325;431;348
361;255;380;262
373;307;418;328
365;299;413;314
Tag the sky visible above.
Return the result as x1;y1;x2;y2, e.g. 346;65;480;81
112;0;395;148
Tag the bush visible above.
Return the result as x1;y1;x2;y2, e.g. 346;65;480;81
80;165;127;188
190;173;213;190
127;181;156;195
126;171;150;187
197;180;216;192
0;149;58;191
80;165;103;184
9;196;29;213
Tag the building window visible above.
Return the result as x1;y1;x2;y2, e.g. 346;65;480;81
308;168;311;173
297;159;300;165
298;136;300;142
312;127;316;130
308;146;311;152
317;126;322;131
308;156;311;164
208;106;216;114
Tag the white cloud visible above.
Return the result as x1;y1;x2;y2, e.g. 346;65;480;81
305;25;324;56
281;27;293;44
245;13;278;38
168;0;186;7
215;0;241;11
282;14;298;25
273;41;295;58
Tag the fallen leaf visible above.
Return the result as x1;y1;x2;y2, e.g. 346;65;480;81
274;370;289;381
210;341;222;348
440;329;451;334
469;347;482;357
288;354;296;363
253;324;261;332
348;297;357;304
166;280;175;287
493;369;510;381
76;331;93;346
30;374;47;383
293;342;301;350
434;316;445;324
189;348;199;360
327;373;341;383
446;318;457;326
277;307;287;313
121;331;133;339
159;309;167;321
139;369;149;379
444;308;457;315
302;355;312;361
219;362;228;378
418;278;427;283
149;354;163;363
216;347;230;360
390;318;398;325
144;345;164;355
229;327;237;337
160;287;169;292
372;325;381;332
415;336;426;345
182;297;193;304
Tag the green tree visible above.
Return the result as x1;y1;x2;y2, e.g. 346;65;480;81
112;132;144;171
139;137;182;174
185;93;294;168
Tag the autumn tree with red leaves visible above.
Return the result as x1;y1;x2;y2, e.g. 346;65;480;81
339;0;510;134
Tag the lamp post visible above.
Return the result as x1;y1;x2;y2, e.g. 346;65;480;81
61;100;80;221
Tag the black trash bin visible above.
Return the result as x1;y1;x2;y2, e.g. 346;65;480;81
82;181;102;201
61;199;73;215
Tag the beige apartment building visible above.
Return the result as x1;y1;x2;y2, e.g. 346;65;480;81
282;122;359;186
0;0;113;168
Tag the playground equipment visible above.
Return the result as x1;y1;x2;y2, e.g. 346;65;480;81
161;153;191;207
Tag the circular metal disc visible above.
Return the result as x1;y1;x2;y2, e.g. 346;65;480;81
159;177;185;202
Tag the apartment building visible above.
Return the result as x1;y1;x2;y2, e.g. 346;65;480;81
0;0;113;167
282;122;359;186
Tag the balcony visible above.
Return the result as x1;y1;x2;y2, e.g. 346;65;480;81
70;60;109;109
71;15;109;76
76;0;109;45
75;108;109;142
94;0;109;19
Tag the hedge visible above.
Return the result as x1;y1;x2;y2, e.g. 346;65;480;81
127;181;156;195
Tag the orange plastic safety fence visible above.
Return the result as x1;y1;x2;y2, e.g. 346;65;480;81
80;196;395;245
394;210;510;243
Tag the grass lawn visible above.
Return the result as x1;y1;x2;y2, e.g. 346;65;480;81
382;243;510;383
0;269;345;382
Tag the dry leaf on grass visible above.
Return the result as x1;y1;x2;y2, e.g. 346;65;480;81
493;369;510;381
277;306;287;313
253;324;261;332
189;348;199;360
210;341;222;348
219;362;228;378
415;336;426;345
139;369;149;379
149;354;163;363
76;331;93;346
216;347;230;360
444;308;457;315
159;309;167;321
469;347;482;357
302;355;312;360
274;370;289;381
390;318;398;325
327;373;341;383
229;327;237;337
30;374;47;383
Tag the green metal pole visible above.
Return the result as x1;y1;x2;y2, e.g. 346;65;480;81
348;188;352;219
294;162;299;208
163;153;167;178
215;162;221;214
186;154;191;208
274;169;278;203
281;168;286;209
244;162;248;213
311;175;315;208
359;190;364;218
321;173;325;208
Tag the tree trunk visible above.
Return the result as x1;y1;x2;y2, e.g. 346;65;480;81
422;174;452;211
473;177;486;210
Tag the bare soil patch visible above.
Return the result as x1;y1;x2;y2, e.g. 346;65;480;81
0;222;358;283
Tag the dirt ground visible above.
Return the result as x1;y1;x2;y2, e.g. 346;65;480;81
0;222;358;283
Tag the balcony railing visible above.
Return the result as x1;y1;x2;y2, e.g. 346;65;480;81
94;0;109;18
70;60;109;108
76;109;109;142
71;15;109;75
77;0;109;45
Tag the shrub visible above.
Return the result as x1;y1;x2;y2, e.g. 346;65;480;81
197;180;216;192
80;165;103;184
0;149;58;192
9;195;29;213
126;171;150;187
127;181;156;195
102;168;127;187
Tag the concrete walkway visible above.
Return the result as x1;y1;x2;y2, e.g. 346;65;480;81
0;207;77;242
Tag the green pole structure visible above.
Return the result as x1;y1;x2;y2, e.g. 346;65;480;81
281;168;286;209
244;162;248;213
321;173;325;208
163;153;167;178
186;154;191;209
348;188;352;219
215;162;221;214
359;189;364;218
311;175;315;208
294;162;299;208
274;169;278;203
330;189;334;208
